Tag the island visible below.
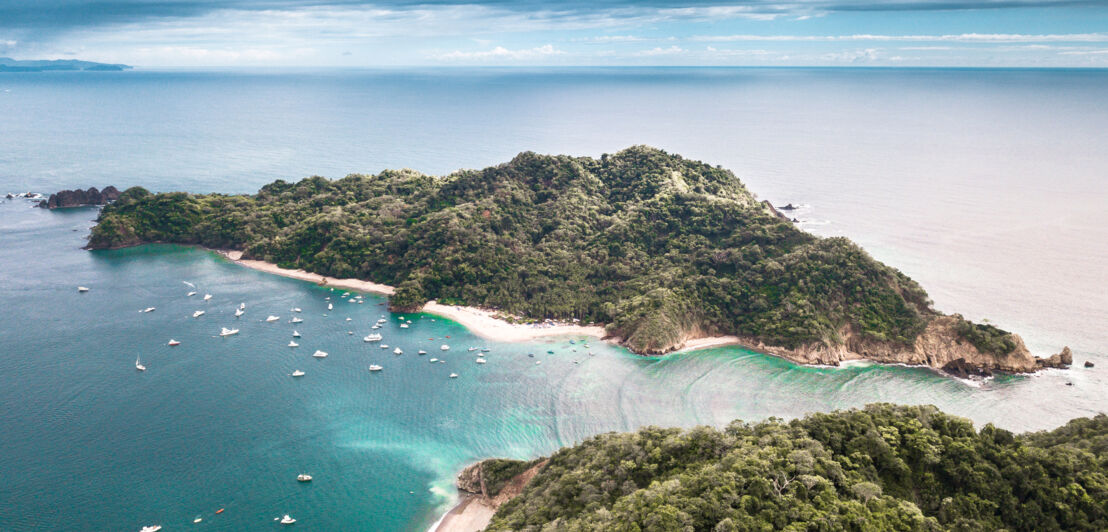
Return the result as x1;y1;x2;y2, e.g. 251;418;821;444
85;146;1070;374
448;404;1108;531
39;186;121;209
0;57;132;72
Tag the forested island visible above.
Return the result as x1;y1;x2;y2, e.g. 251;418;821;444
462;404;1108;531
86;146;1069;373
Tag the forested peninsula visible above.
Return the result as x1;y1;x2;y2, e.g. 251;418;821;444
86;146;1069;373
464;404;1108;531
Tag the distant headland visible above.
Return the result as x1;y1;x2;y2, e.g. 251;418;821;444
0;57;132;72
81;146;1071;375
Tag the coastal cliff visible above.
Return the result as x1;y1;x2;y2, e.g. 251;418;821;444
83;147;1069;375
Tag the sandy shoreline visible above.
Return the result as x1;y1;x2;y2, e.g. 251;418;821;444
214;249;775;361
430;495;497;532
217;249;615;344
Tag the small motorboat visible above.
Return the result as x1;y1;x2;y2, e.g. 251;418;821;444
291;317;303;323
312;350;328;358
142;307;156;313
292;330;301;337
291;370;305;377
345;317;352;321
291;307;302;313
220;327;239;336
369;364;383;372
193;310;205;318
288;341;299;347
168;339;180;346
193;517;202;523
475;358;487;364
279;515;296;525
364;333;382;342
297;474;312;482
187;291;196;296
399;323;409;328
135;356;146;371
417;350;427;355
468;347;478;352
377;318;387;323
203;294;212;301
239;302;246;310
430;358;439;363
234;308;245;317
441;344;450;351
449;373;458;378
266;315;280;322
371;324;381;329
327;303;333;310
77;286;90;292
139;526;162;532
393;347;403;355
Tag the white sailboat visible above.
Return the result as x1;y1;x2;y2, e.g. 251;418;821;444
393;347;403;355
327;303;333;310
312;350;328;358
291;317;303;323
192;310;205;318
266;315;280;322
441;344;450;351
220;327;239;336
292;330;301;337
141;307;156;313
289;341;299;348
369;364;383;372
364;333;382;342
187;291;196;297
279;515;296;525
234;308;245;317
475;358;487;364
135;356;146;371
203;293;212;301
449;373;458;378
168;339;180;346
77;286;89;292
291;370;305;377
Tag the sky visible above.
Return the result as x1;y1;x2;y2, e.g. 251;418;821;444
2;1;1108;67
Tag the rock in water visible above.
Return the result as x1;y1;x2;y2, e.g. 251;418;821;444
1085;360;1095;368
942;357;993;379
39;186;120;209
1036;346;1073;369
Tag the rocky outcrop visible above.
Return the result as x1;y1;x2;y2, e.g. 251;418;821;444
667;315;1068;377
39;186;120;209
1036;346;1072;369
1086;360;1095;368
762;200;792;221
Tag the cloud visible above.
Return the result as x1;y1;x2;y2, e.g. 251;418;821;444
1059;49;1108;54
576;35;645;43
692;33;1108;43
634;45;684;56
434;44;565;62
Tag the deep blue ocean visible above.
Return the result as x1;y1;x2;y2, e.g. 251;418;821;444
1;68;1105;530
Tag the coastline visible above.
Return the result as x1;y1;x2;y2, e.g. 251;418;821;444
430;494;497;532
211;249;1068;376
216;249;611;343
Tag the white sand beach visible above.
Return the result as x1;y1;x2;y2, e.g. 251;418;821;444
216;249;610;343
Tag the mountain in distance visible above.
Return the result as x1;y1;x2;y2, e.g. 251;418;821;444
0;57;132;72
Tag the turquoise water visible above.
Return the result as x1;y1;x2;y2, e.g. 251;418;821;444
1;68;1106;530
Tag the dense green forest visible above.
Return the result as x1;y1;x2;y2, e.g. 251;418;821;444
484;404;1108;531
89;146;1005;355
